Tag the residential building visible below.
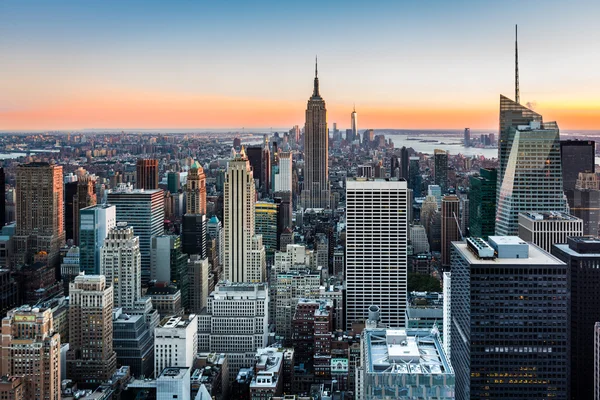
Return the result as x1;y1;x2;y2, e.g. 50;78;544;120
67;274;117;387
101;222;142;308
0;306;61;400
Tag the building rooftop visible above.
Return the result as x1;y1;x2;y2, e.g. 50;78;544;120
520;211;580;222
554;236;600;256
250;347;284;390
158;315;194;329
453;239;563;265
158;367;189;380
363;328;452;376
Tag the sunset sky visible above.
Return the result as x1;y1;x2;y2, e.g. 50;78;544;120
1;0;599;131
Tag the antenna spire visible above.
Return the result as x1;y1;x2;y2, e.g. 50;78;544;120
315;55;318;78
515;24;520;104
312;56;320;97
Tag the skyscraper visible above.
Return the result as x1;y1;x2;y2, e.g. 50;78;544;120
560;140;595;191
433;149;448;194
301;59;329;209
464;128;470;147
107;184;164;284
167;171;181;194
151;235;189;309
13;162;65;269
186;160;206;215
566;172;600;236
154;315;198;377
246;139;271;196
136;158;159;190
408;157;422;197
351;105;358;143
552;237;600;400
451;236;568;399
273;151;292;193
441;195;460;268
518;211;583;253
64;180;78;242
100;222;142;309
400;146;409;181
224;149;266;283
255;201;278;257
79;204;116;275
495;119;567;235
67;274;117;387
468;168;497;239
390;155;400;179
345;178;408;329
0;306;61;400
72;175;97;245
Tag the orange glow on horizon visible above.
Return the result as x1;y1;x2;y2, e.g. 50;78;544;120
1;91;599;131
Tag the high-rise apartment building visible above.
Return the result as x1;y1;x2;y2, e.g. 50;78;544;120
223;149;266;283
136;158;159;190
450;236;568;399
441;195;460;268
72;175;97;245
198;282;269;380
101;222;142;308
154;315;198;377
518;211;583;253
495;119;567;236
468;168;497;238
273;152;292;193
107;184;164;284
434;149;448;194
79;204;116;275
552;237;600;400
186;161;206;215
14;162;65;269
67;274;117;387
560;140;595;191
345;178;408;329
301;60;330;209
0;306;61;400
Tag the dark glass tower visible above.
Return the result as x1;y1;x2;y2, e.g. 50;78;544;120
560;140;595;191
451;237;568;399
468;168;497;239
0;168;5;228
400;146;409;181
64;181;78;241
408;157;422;197
552;236;600;400
434;149;448;193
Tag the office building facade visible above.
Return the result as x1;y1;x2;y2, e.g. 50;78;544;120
136;158;159;190
79;204;117;275
518;211;583;253
434;149;448;194
345;179;408;329
468;168;497;238
450;237;568;399
560;140;595;191
441;195;460;268
186;160;207;215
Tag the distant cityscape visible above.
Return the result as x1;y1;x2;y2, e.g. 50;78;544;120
2;17;600;400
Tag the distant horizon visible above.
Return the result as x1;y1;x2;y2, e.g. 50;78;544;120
2;1;600;131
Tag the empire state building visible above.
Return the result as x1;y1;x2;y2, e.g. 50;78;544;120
301;59;330;209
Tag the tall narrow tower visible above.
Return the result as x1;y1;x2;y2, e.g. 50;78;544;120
351;105;358;143
301;58;330;209
224;148;266;283
186;160;207;215
515;24;520;104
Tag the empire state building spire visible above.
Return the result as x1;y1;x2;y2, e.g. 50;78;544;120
313;56;320;98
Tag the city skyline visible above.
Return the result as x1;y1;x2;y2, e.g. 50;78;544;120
1;0;600;131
